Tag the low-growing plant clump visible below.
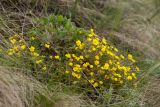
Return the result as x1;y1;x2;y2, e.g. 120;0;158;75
65;29;140;89
1;15;145;105
4;15;140;97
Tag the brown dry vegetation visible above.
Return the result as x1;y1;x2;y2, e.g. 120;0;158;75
0;66;51;107
143;78;160;107
0;66;93;107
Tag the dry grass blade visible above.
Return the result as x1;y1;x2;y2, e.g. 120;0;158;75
0;66;54;107
142;78;160;107
0;66;95;107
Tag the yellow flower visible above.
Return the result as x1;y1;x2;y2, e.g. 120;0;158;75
120;54;125;59
128;54;136;62
106;50;114;57
31;36;35;40
79;56;84;59
75;64;81;69
86;62;90;65
19;39;22;43
72;72;81;79
99;52;103;56
79;31;82;34
123;67;128;72
42;66;47;71
29;46;35;52
101;45;106;52
76;74;81;79
103;63;109;70
83;63;88;68
114;78;118;81
10;39;16;44
92;38;99;45
115;56;120;60
72;72;77;77
78;44;85;49
116;74;122;78
120;80;123;84
13;46;18;52
90;72;94;76
116;62;120;65
54;55;60;60
72;54;76;58
88;30;94;37
75;47;78;50
102;38;107;44
85;55;89;58
111;67;117;71
127;76;132;81
83;62;90;67
73;67;79;72
75;57;80;61
76;40;82;46
108;60;113;64
20;45;26;50
44;43;50;48
90;28;94;32
87;38;92;41
136;66;140;72
65;54;71;58
89;79;94;84
33;52;39;57
49;55;53;59
99;70;105;74
68;62;73;66
93;82;98;88
95;55;99;60
36;59;42;64
65;70;70;74
13;34;18;37
8;52;13;56
131;59;136;63
88;33;93;37
128;54;133;59
91;47;96;51
132;73;136;79
99;81;103;85
114;48;118;52
90;65;94;68
94;60;99;65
